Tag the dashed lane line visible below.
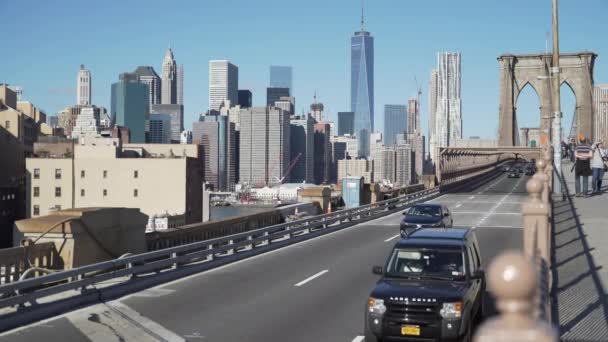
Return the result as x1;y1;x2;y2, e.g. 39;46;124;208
384;234;400;242
352;336;365;342
472;177;524;229
294;270;329;287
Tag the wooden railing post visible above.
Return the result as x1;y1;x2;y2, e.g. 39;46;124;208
473;251;558;342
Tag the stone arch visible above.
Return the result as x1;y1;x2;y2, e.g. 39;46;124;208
498;52;596;146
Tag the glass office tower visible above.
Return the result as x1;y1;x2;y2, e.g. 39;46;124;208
270;66;293;91
384;105;407;146
111;78;149;143
351;26;374;157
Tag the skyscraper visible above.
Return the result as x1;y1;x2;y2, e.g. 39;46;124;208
177;64;184;105
435;52;462;150
310;95;324;122
121;66;161;105
209;60;239;111
407;98;420;136
384;104;407;146
239;107;290;185
238;90;252;108
290;115;315;183
314;123;331;185
193;115;236;191
111;78;149;143
428;69;439;161
148;114;172;144
266;87;290;107
77;64;91;106
338;111;355;136
150;104;184;142
351;8;374;157
270;66;293;91
395;145;414;186
161;48;178;104
594;84;608;145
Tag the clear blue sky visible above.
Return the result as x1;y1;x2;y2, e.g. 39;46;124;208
1;0;606;139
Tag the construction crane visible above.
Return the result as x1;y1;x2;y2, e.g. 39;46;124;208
270;153;302;186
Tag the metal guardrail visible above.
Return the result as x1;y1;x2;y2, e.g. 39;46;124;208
0;186;444;312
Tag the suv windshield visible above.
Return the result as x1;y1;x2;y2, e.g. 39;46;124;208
386;248;465;279
407;206;441;217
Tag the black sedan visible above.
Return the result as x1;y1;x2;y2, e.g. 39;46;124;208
400;204;453;238
508;171;521;178
525;168;535;176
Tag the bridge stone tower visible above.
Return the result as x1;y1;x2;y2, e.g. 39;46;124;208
498;52;596;146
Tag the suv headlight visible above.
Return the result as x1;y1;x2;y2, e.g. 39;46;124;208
368;297;386;315
440;302;462;318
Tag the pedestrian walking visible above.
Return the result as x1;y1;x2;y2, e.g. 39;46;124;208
591;140;607;194
573;137;593;197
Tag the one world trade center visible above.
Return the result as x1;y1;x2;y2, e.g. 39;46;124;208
351;8;374;158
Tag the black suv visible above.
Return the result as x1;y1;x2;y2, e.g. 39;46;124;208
400;204;453;238
365;228;484;342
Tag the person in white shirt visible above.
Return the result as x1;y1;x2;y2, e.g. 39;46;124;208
591;141;607;194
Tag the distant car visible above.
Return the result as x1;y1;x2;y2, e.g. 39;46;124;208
365;228;485;342
508;171;520;178
501;165;511;172
400;204;453;238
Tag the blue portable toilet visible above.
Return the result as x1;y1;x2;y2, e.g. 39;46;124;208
342;176;363;208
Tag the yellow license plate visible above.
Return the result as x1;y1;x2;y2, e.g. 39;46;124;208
401;325;420;336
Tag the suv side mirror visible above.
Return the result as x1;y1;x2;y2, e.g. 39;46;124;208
402;212;407;216
443;212;450;217
471;270;484;280
372;266;383;275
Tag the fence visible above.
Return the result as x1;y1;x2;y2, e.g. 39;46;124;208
0;241;61;285
473;147;558;341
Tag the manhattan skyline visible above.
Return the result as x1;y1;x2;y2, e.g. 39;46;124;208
1;0;607;140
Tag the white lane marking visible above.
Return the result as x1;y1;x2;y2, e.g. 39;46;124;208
352;336;365;342
384;234;400;242
468;196;475;200
184;333;205;339
454;203;462;208
472;176;524;229
294;270;329;287
452;211;520;215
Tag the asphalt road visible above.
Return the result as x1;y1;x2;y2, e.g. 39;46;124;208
1;168;530;342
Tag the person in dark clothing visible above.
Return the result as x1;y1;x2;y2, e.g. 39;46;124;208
574;138;593;197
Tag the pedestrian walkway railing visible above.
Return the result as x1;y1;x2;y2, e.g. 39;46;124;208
474;146;558;342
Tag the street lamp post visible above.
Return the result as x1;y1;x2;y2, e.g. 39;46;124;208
551;0;563;196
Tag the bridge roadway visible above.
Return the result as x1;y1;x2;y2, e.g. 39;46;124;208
1;171;530;342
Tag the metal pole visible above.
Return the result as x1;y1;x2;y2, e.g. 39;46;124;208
551;0;562;196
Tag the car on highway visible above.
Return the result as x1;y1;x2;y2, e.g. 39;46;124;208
507;170;520;178
400;204;453;238
365;228;485;342
524;167;535;176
